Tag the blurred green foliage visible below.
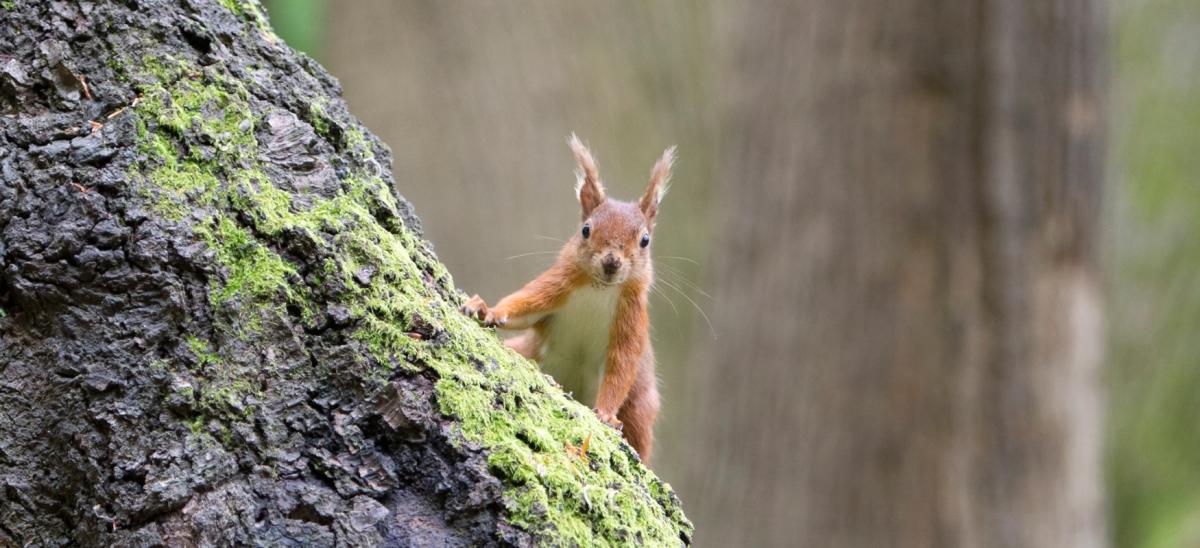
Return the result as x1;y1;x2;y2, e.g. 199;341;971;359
1108;0;1200;547
263;0;324;59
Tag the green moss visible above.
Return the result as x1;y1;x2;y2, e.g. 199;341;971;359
136;72;257;162
308;97;331;137
188;416;206;437
186;336;221;367
217;0;277;39
140;56;193;88
200;378;259;418
426;324;690;544
2;1;15;10
174;383;195;401
194;217;298;307
184;334;261;423
230;170;353;237
149;163;222;220
140;132;176;166
131;56;308;332
343;125;375;161
217;0;244;13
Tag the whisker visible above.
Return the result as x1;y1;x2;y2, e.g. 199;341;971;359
655;263;714;300
652;281;681;316
656;277;717;339
655;260;695;278
659;271;713;301
650;284;680;317
533;234;565;243
505;250;558;261
658;255;699;266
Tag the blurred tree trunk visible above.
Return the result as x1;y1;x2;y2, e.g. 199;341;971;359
683;1;1107;547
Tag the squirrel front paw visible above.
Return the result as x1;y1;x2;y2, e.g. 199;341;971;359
482;308;509;328
593;408;623;431
461;295;509;328
460;294;490;321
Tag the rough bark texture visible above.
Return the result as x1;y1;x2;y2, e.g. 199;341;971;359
682;1;1107;547
0;1;691;546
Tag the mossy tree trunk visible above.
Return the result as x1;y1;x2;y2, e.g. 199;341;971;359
0;1;690;546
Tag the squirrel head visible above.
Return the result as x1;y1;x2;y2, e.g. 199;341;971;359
567;133;675;287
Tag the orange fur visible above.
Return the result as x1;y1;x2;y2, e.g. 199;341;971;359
569;133;605;218
594;283;648;421
488;258;584;330
618;353;659;462
640;146;675;222
461;136;674;464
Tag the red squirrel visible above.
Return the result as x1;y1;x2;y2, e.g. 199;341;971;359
461;134;674;463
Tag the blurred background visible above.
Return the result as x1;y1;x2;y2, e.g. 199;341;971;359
263;1;1199;546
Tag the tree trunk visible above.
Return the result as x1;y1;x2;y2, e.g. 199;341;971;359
0;1;690;546
682;1;1107;547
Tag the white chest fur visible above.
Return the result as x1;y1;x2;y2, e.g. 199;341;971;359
540;285;620;372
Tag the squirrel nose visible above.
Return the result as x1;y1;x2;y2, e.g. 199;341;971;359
602;254;621;276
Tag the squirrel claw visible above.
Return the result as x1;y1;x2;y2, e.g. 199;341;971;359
593;408;623;431
482;312;508;328
461;294;489;321
461;295;509;327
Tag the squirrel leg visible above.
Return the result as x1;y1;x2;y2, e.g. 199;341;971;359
503;331;542;361
617;357;660;464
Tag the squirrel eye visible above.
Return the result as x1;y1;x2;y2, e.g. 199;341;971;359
640;233;650;248
582;224;591;239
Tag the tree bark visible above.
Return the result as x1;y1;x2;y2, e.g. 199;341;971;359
0;1;690;546
682;1;1107;547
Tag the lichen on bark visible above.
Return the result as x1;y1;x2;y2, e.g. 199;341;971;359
0;0;691;545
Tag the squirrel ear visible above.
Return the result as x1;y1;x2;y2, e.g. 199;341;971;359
569;133;605;219
640;145;675;221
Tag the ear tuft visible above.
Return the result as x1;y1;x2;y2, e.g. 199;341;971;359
641;145;676;220
568;133;605;218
